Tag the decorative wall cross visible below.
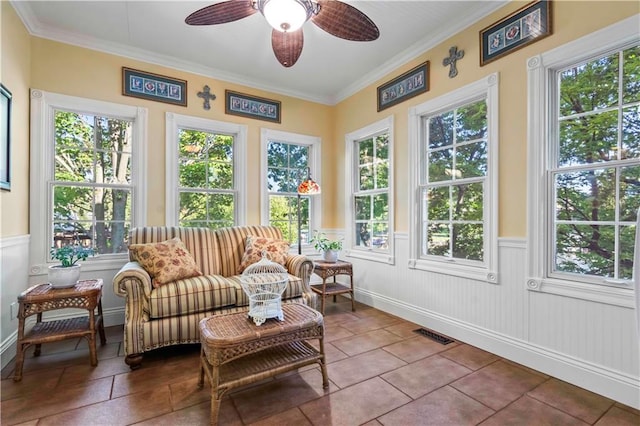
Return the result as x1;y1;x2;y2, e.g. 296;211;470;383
443;46;465;78
197;85;216;110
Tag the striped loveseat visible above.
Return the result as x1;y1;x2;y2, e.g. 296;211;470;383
113;225;316;369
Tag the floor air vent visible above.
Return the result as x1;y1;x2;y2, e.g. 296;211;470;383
414;328;454;345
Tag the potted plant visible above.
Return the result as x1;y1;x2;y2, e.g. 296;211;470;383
310;231;343;263
48;244;96;288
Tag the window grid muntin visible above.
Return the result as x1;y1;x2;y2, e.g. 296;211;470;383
420;98;488;264
549;45;640;284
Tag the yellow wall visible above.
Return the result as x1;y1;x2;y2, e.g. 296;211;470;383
0;1;31;237
333;1;639;236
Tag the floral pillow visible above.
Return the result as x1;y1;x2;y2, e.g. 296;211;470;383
129;237;202;288
237;236;291;274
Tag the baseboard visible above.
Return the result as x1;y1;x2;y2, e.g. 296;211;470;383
356;288;640;409
0;329;18;370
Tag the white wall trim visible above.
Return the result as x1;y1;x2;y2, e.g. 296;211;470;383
0;234;30;249
356;287;640;409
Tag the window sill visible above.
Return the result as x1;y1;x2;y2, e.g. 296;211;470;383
526;276;634;308
409;258;498;284
344;249;395;265
30;255;129;276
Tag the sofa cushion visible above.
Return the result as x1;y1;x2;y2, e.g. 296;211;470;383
237;236;290;274
129;237;202;288
149;275;239;319
215;226;284;277
226;274;306;307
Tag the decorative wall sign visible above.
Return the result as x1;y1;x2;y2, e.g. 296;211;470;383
480;0;552;66
225;90;281;123
197;85;216;110
122;67;187;106
377;61;429;112
0;84;11;191
443;46;464;78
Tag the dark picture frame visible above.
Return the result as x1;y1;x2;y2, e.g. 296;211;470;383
480;0;552;66
0;84;11;191
225;90;281;123
122;67;187;106
377;61;429;112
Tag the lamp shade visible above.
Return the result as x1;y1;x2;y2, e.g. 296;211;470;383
297;178;321;195
262;0;309;32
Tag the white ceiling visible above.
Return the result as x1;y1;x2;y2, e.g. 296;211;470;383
11;0;508;104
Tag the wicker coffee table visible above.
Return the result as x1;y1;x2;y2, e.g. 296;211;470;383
13;279;106;382
198;303;328;425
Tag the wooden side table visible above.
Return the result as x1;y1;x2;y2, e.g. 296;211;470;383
311;260;355;314
13;279;106;382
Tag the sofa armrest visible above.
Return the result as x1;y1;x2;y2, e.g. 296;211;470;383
112;261;153;317
285;254;319;310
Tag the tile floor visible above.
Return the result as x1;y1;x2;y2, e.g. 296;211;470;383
1;297;639;425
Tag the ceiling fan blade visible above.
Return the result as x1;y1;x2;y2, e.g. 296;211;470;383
272;29;304;67
312;0;379;42
185;0;257;26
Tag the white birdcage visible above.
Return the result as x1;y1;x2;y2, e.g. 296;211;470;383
240;253;289;326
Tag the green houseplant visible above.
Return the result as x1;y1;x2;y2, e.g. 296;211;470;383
48;244;96;288
310;231;342;263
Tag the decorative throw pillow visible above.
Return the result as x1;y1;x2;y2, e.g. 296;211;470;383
129;237;202;288
237;236;290;274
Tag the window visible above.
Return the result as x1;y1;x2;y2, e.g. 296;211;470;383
261;129;321;249
166;113;247;227
408;74;499;282
527;16;639;305
345;116;394;264
30;90;147;271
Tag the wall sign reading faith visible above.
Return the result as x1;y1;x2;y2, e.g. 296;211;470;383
377;61;429;112
225;90;281;123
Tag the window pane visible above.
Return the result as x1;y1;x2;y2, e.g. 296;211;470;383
427;223;450;256
95;221;129;254
452;183;483;221
355;222;371;247
267;142;288;167
428;148;453;182
179;160;206;188
267;167;287;192
208;134;233;163
53;185;93;222
558;110;618;166
622;106;640;159
290;144;309;169
429;112;454;148
270;194;306;244
559;52;619;116
179;192;207;222
375;135;389;160
359;138;373;164
359;164;374;190
373;194;388;220
55;147;93;182
427;186;449;221
620;165;640;221
455;100;487;142
619;225;635;279
355;196;371;220
555;169;615;221
623;46;640;104
179;129;206;158
208;161;233;189
376;160;389;189
452;223;483;261
55;111;94;151
555;224;615;277
372;222;389;249
456;141;487;178
207;194;234;222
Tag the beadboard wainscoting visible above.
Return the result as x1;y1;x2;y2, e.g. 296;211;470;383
345;233;639;409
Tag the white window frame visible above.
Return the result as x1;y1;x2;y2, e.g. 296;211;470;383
408;73;499;283
260;128;321;254
344;116;395;264
29;89;148;274
526;15;639;307
165;112;247;227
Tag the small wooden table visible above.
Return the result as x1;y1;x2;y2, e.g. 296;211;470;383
13;279;106;382
311;260;355;314
198;303;328;425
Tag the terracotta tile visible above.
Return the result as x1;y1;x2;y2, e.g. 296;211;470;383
0;376;113;425
595;405;640;425
327;348;406;388
381;354;472;399
323;325;355;343
502;358;551;378
249;407;312;426
451;360;547;410
37;386;173;426
383;336;454;363
379;385;494;425
480;395;589;426
300;377;411;426
384;321;425;339
528;378;614;423
339;314;401;335
321;342;349;364
440;343;500;370
232;367;333;424
615;402;640;416
331;329;403;356
133;399;242;426
361;420;383;426
103;325;125;343
1;368;63;401
322;311;359;327
12;420;39;426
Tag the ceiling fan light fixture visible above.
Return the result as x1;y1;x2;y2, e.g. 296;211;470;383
259;0;315;32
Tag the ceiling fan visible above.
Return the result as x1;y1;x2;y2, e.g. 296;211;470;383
185;0;379;67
